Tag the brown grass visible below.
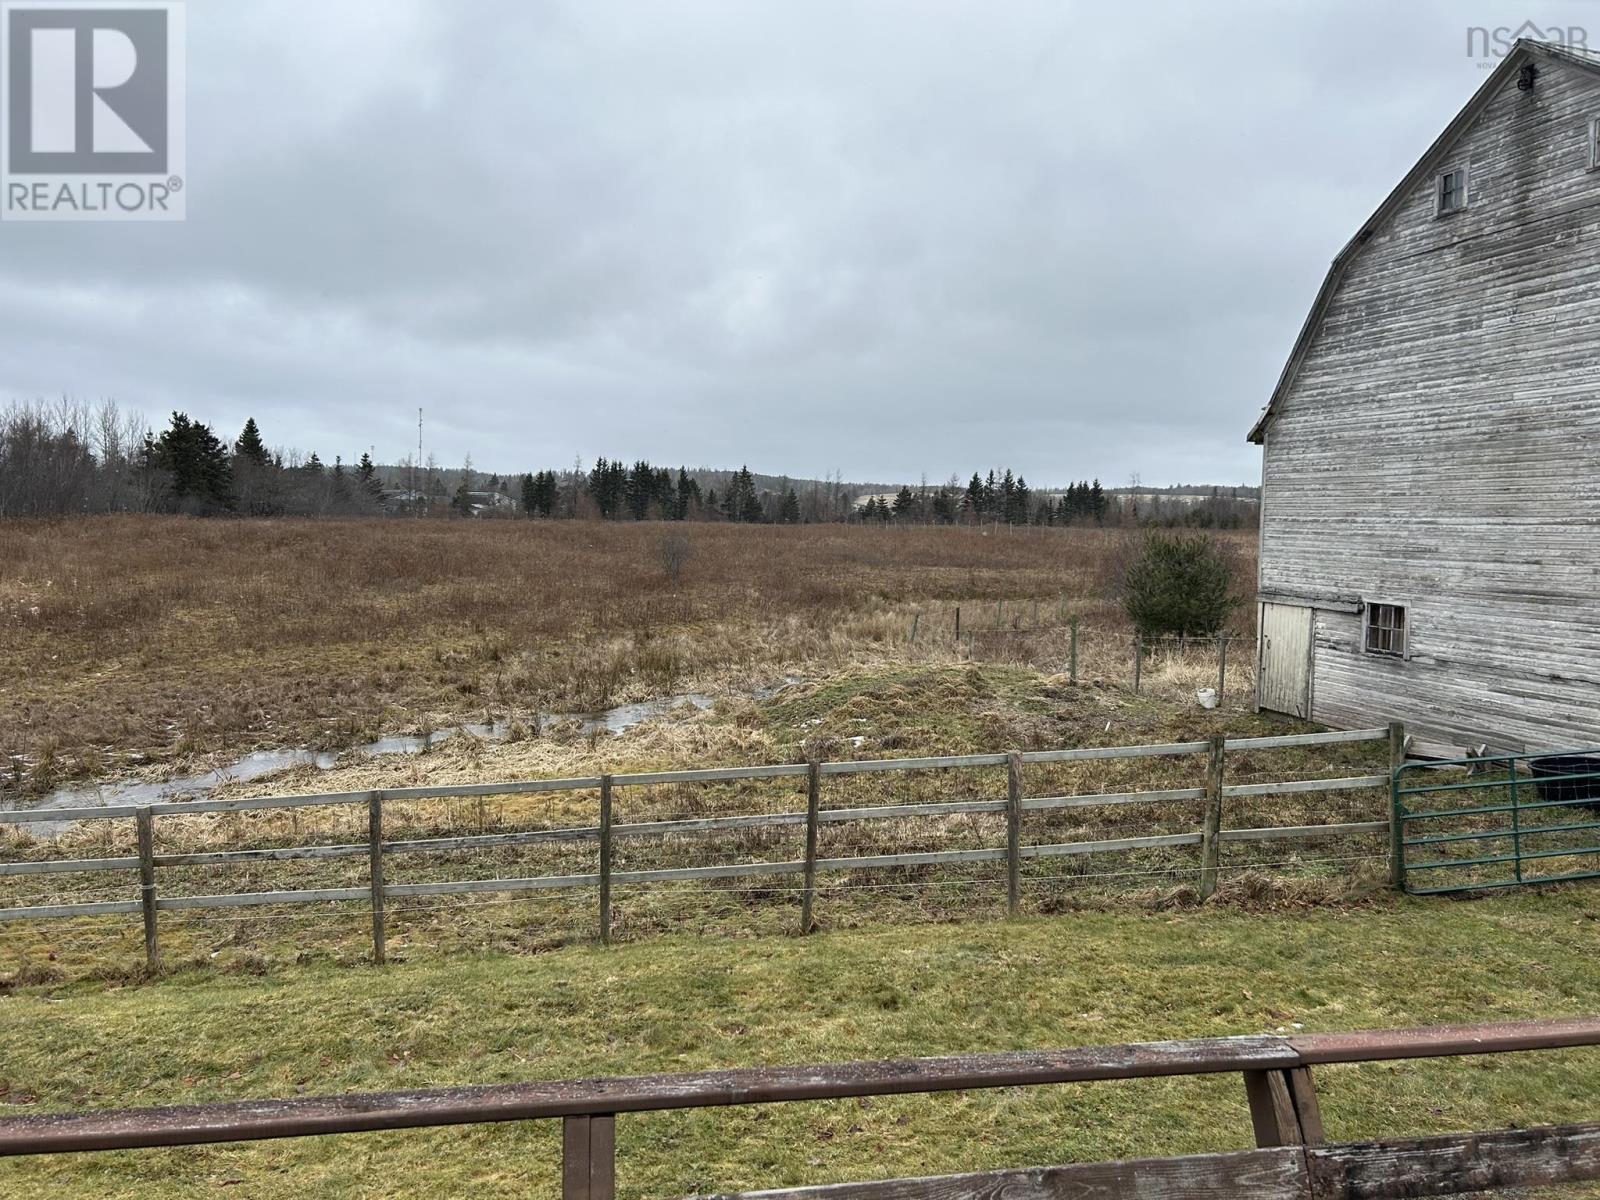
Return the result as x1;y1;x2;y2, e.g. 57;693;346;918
0;517;1257;794
0;657;1382;986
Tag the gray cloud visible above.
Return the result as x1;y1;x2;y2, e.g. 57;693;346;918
2;0;1587;484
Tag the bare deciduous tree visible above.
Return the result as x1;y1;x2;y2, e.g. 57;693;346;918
655;531;694;586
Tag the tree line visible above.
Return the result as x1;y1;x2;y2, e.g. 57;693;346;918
859;473;1113;527
0;399;1257;528
0;401;388;517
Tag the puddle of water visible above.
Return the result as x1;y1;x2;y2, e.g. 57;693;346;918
6;680;801;835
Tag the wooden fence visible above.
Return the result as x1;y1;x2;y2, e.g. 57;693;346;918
0;724;1404;967
930;603;1251;701
1;1016;1596;1199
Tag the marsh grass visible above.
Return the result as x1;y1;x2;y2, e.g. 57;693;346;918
0;517;1255;794
2;662;1394;985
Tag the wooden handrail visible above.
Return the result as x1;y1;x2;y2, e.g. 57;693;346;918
1;1018;1595;1157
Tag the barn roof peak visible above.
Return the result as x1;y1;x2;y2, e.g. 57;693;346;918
1246;39;1600;444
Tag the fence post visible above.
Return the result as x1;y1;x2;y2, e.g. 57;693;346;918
599;774;613;945
135;807;159;973
1006;751;1023;916
801;759;821;934
1133;636;1143;692
1069;618;1079;683
562;1113;616;1200
955;605;961;642
1217;634;1229;705
1199;736;1225;900
1243;1067;1322;1146
1388;721;1407;889
368;791;386;965
909;612;920;644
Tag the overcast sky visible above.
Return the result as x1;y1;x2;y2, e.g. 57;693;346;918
2;0;1593;486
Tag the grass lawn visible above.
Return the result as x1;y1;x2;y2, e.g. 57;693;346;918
3;890;1600;1198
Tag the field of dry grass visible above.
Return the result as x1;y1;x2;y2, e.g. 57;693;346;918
0;516;1296;987
9;518;1598;1200
0;516;1256;797
0;658;1388;990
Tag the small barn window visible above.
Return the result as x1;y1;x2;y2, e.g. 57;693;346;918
1436;167;1468;215
1366;604;1407;657
1589;117;1600;170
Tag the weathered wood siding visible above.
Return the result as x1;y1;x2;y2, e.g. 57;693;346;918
1260;58;1600;754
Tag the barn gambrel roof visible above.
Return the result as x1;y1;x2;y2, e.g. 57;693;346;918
1246;39;1600;444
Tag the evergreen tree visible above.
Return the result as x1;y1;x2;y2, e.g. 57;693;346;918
229;417;280;515
520;472;538;515
779;488;800;524
720;466;762;523
450;480;473;517
331;456;351;507
653;467;676;518
625;460;654;520
892;486;915;519
738;470;763;523
1123;533;1238;637
356;452;381;500
587;457;627;517
964;473;984;519
1009;475;1031;525
234;417;267;466
148;412;234;512
1089;478;1108;522
675;467;700;519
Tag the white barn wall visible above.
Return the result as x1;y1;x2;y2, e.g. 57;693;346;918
1257;53;1600;755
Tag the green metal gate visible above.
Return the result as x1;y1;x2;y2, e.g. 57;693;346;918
1393;750;1600;894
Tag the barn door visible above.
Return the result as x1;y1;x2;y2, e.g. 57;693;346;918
1258;603;1312;719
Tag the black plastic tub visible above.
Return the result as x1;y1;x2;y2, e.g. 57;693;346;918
1529;755;1600;807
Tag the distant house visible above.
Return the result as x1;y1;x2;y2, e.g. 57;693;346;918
465;490;512;515
379;488;427;513
1249;40;1600;756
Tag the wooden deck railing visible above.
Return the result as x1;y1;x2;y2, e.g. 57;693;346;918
0;725;1404;965
1;1017;1596;1198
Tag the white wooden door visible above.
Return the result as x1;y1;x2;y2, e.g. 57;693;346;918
1258;603;1312;719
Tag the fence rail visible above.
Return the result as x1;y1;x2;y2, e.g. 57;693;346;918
0;725;1402;961
2;1016;1597;1200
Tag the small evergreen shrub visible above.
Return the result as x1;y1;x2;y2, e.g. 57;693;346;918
1122;532;1239;638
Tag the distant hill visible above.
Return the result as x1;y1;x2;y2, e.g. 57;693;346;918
374;461;900;501
375;461;1258;506
1107;484;1260;499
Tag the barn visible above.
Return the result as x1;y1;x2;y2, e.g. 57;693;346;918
1249;38;1600;757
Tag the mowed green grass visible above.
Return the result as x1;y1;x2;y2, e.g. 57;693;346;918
3;891;1600;1199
